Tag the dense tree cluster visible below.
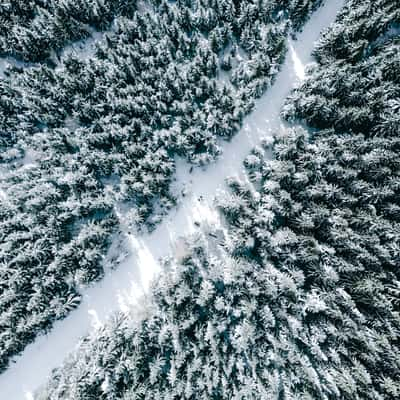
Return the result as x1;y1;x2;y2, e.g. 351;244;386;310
282;0;399;136
0;0;321;371
0;0;137;62
37;1;400;399
0;165;117;371
37;133;400;400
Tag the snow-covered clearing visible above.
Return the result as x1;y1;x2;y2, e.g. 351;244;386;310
56;28;108;65
0;0;345;398
0;57;37;79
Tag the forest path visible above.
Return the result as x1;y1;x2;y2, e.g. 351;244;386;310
0;1;344;398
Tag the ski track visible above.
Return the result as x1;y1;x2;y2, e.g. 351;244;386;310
0;1;345;398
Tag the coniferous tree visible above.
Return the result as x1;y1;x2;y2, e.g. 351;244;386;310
36;1;400;398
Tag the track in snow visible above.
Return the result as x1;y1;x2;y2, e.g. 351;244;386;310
0;1;345;398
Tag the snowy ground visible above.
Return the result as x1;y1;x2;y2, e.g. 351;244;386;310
0;0;344;398
0;57;37;79
55;28;108;65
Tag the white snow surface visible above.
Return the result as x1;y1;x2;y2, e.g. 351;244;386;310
0;0;345;398
0;188;6;201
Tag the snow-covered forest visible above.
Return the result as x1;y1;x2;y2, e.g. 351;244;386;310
1;0;399;399
0;0;323;373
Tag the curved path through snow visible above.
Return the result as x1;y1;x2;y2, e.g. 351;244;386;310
0;1;344;398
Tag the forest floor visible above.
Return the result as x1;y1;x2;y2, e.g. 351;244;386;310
0;0;344;398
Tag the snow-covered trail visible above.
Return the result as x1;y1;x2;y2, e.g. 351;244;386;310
0;1;344;398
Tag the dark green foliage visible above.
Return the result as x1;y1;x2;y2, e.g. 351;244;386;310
0;0;321;371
